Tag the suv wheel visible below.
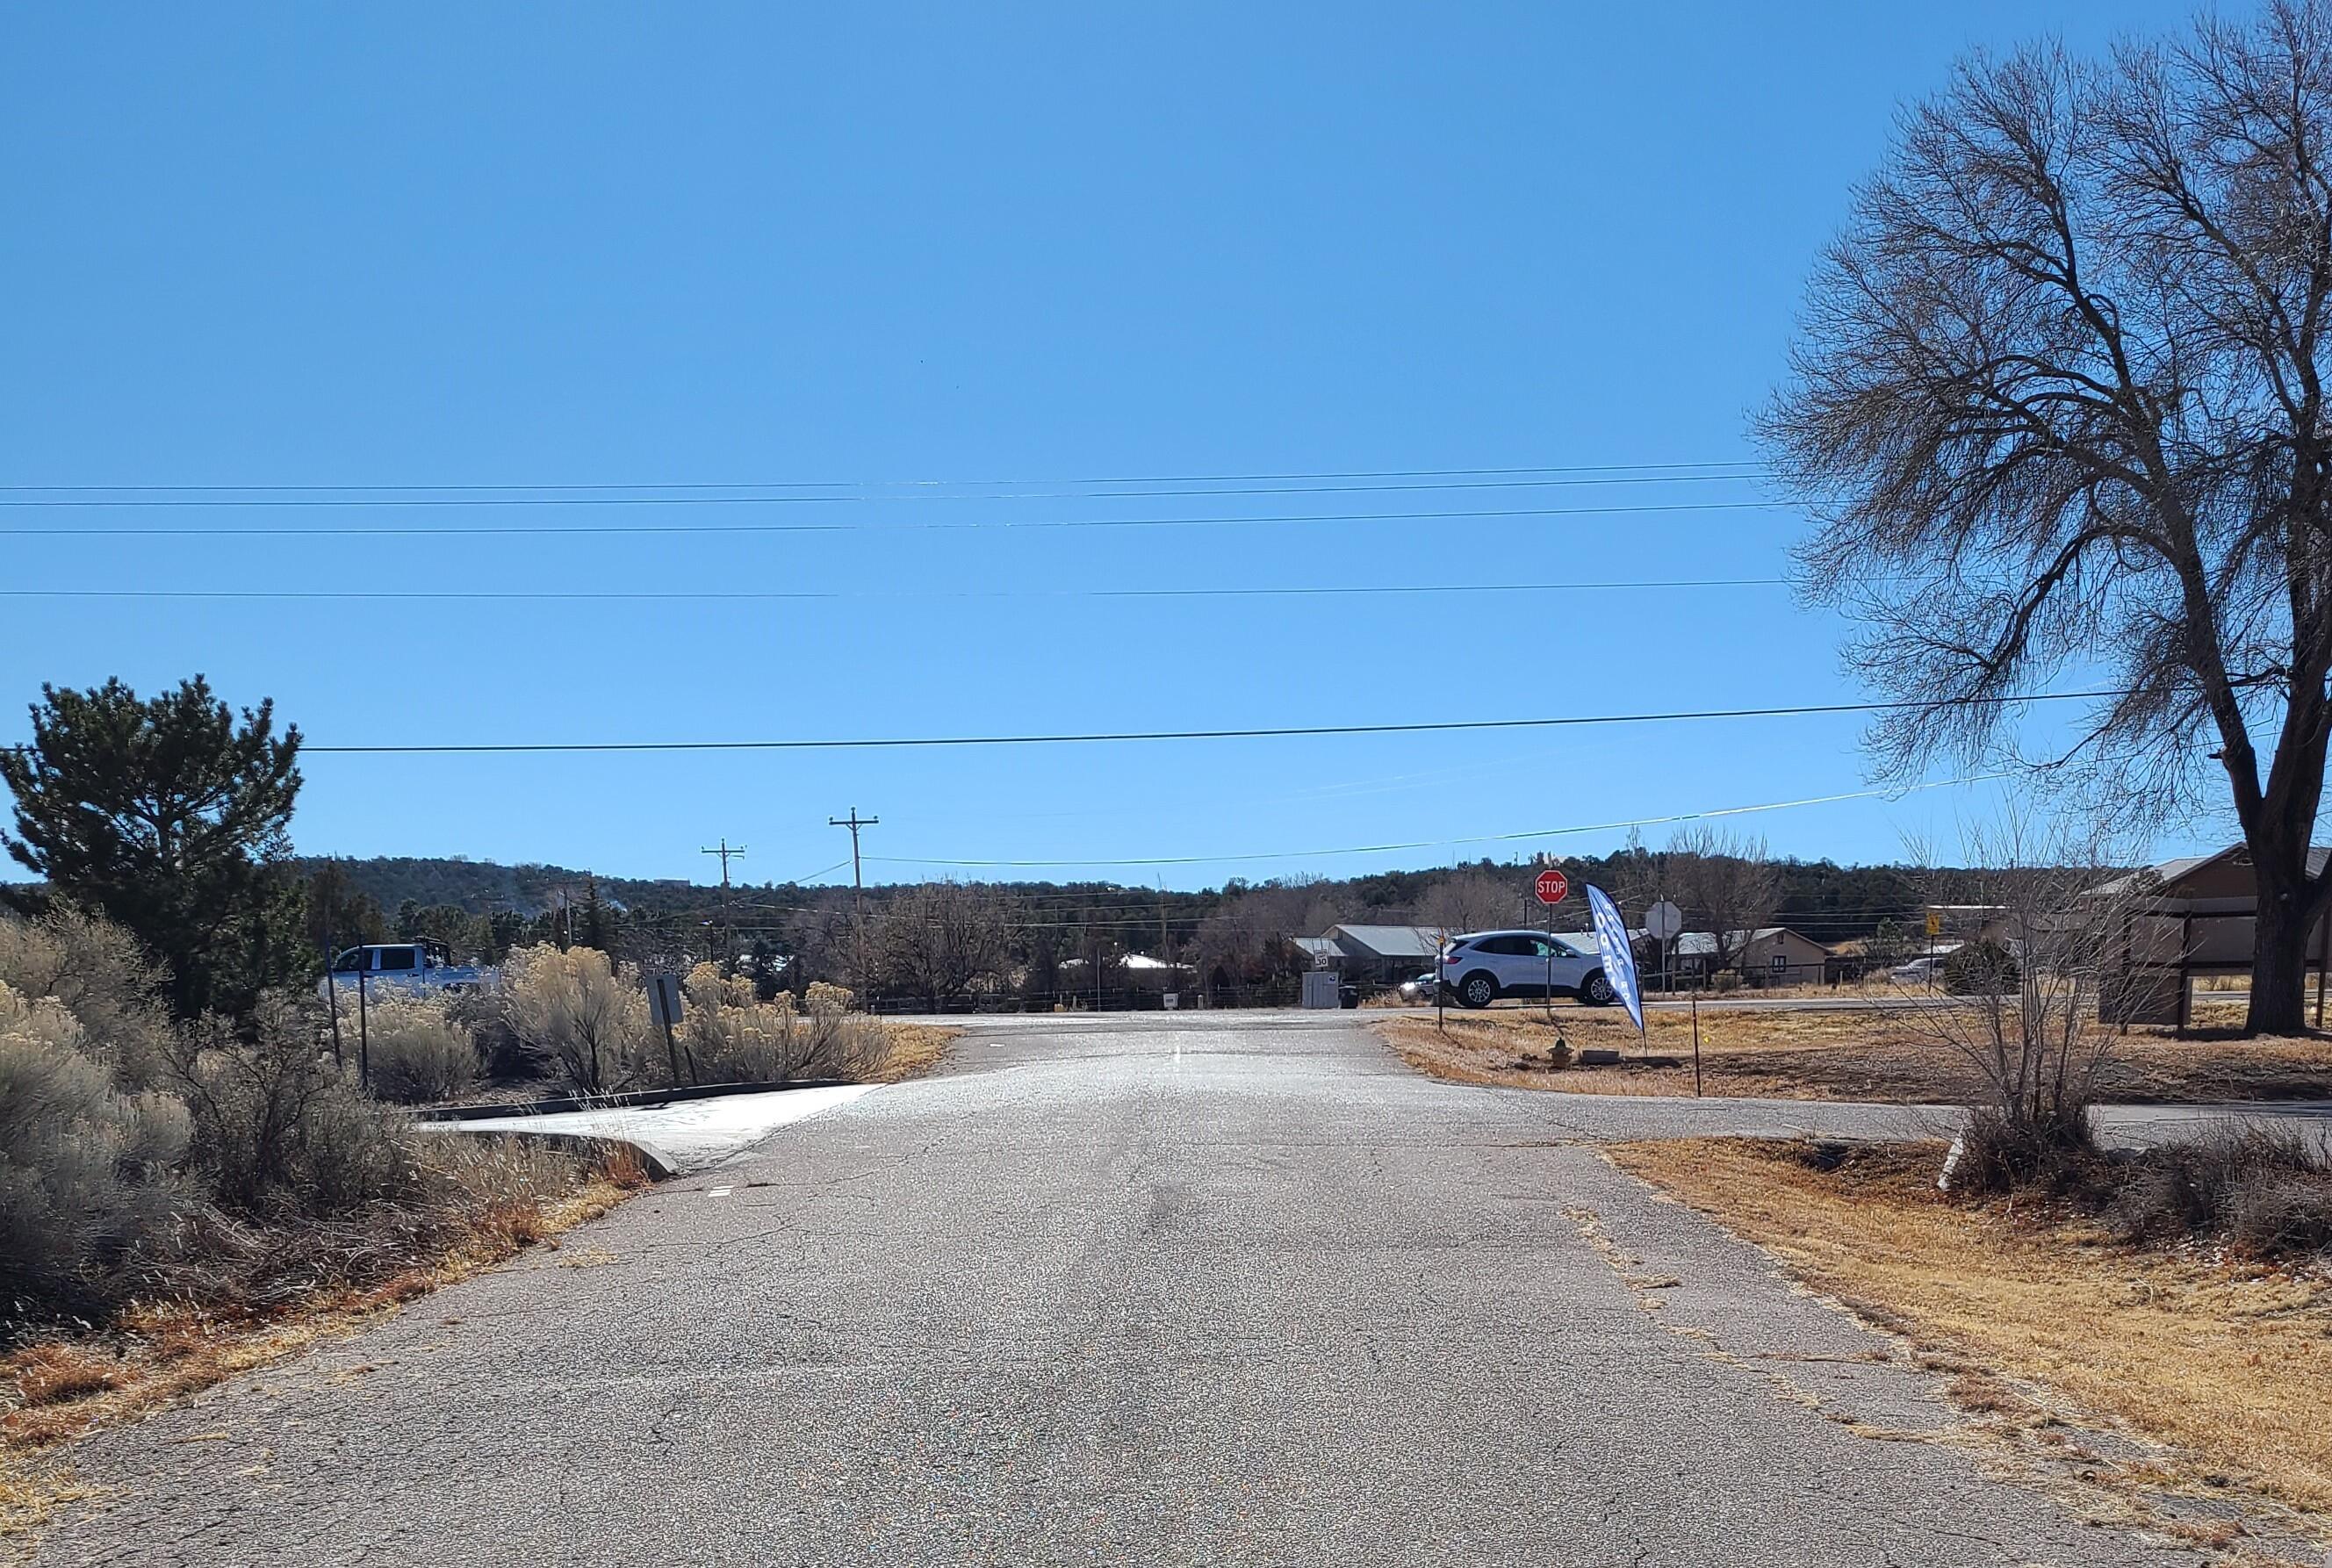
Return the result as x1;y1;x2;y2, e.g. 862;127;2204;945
1578;971;1616;1007
1458;971;1498;1009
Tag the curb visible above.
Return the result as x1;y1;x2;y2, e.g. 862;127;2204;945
417;1077;853;1123
420;1124;683;1181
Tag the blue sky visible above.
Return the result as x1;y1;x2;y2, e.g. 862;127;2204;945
1;1;2214;890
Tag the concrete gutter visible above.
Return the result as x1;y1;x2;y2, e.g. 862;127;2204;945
417;1076;854;1122
416;1083;880;1176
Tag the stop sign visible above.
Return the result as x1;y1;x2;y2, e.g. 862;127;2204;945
1534;867;1570;905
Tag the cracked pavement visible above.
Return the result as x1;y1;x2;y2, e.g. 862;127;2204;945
33;1013;2203;1565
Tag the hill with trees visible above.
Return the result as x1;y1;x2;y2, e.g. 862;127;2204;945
285;841;1955;1010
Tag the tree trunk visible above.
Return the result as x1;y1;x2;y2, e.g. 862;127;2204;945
2246;838;2318;1035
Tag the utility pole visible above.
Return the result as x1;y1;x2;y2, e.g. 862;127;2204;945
1158;877;1171;1011
830;809;878;1001
701;838;746;967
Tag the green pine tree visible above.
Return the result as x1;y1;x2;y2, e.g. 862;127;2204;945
1;676;306;1019
577;874;615;953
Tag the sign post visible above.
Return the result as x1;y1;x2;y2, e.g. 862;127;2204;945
646;973;690;1085
1434;926;1448;1033
1534;867;1570;1024
1644;900;1683;990
322;927;344;1071
1644;899;1691;1093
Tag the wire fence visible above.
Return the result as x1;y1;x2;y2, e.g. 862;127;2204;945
864;980;1308;1014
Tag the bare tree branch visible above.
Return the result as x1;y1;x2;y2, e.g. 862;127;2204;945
1761;3;2332;1031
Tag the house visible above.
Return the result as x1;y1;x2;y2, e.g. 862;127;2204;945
2092;844;2332;1025
1299;924;1446;986
1666;927;1833;986
1515;925;1834;988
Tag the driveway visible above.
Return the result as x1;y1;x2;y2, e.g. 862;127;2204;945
34;1014;2222;1565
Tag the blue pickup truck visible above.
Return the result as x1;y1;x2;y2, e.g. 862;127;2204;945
316;939;493;1002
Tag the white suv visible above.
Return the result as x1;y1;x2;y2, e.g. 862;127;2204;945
1440;929;1615;1009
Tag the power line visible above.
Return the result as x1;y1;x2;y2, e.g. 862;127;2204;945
235;689;2116;756
0;471;1760;508
627;903;1965;925
859;774;2009;869
0;499;1789;539
0;471;1764;507
0;460;1766;500
0;578;1792;605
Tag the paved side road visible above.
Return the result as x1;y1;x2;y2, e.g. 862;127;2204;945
37;1016;2212;1565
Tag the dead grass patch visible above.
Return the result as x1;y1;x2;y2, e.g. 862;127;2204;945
9;1348;122;1411
1609;1136;2332;1521
872;1021;956;1083
1377;1008;2332;1104
0;1456;97;1544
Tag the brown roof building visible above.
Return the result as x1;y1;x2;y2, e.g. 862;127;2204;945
2098;844;2332;1027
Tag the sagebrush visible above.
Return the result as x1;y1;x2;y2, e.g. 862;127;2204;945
0;911;612;1323
0;980;191;1308
349;994;479;1105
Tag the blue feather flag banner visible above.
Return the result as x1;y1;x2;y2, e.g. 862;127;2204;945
1585;884;1645;1032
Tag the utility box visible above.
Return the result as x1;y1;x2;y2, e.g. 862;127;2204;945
2100;968;2184;1026
1300;971;1342;1009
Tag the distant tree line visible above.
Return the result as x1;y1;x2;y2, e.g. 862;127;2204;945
2;673;2026;1021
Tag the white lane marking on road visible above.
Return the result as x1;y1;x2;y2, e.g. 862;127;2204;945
707;1187;733;1198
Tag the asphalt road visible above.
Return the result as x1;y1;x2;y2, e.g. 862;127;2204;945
37;1015;2211;1566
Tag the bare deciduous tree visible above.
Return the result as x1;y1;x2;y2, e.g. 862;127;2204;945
1760;2;2332;1033
1886;820;2142;1179
1417;868;1519;935
1664;827;1781;976
1192;875;1336;996
874;881;1011;1008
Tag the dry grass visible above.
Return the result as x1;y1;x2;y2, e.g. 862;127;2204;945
1376;1006;2332;1104
1610;1137;2332;1521
0;1457;96;1543
0;1147;651;1545
871;1021;956;1083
